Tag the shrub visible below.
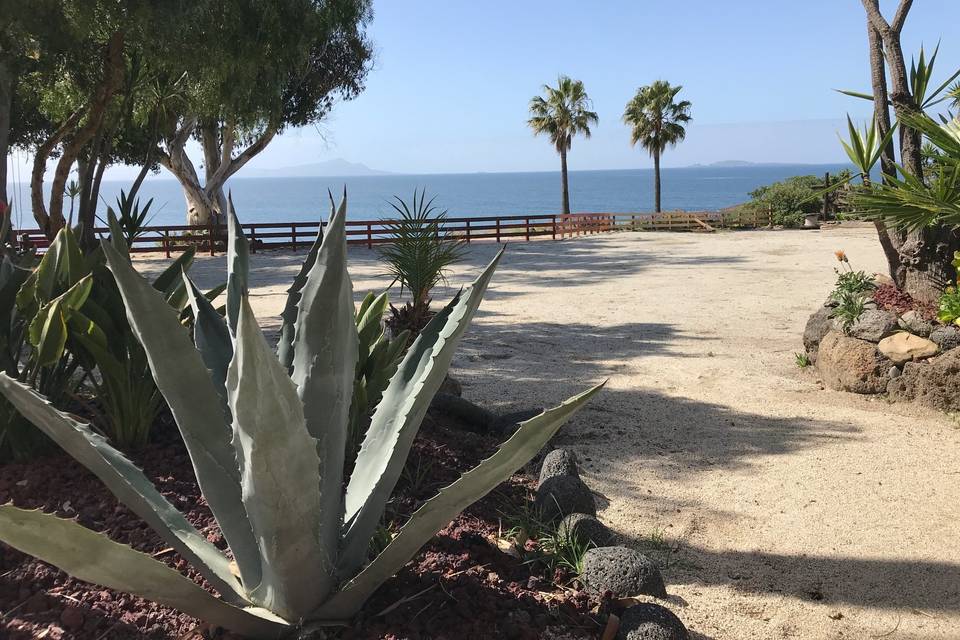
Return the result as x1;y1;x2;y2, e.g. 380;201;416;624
0;194;602;636
829;250;875;302
743;172;852;227
379;189;467;336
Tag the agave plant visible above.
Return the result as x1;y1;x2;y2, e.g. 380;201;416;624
0;194;601;637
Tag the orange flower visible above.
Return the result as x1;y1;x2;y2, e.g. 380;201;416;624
834;250;848;263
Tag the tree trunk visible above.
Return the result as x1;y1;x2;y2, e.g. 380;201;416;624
865;5;905;284
861;0;955;303
653;148;661;213
161;119;275;225
47;31;124;236
559;146;570;215
0;58;11;209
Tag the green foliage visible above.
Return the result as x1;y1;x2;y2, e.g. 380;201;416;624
828;251;875;332
622;80;692;156
378;190;467;335
831;291;869;332
0;194;603;635
795;353;812;368
104;190;155;248
937;251;960;325
528;75;599;154
746;175;829;227
839;115;898;179
503;502;592;580
349;291;409;462
853;114;960;230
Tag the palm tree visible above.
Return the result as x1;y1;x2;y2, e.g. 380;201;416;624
528;76;598;215
623;81;692;213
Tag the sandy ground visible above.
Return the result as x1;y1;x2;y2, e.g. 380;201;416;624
138;227;960;640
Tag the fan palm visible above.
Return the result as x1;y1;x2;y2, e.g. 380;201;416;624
528;76;598;215
623;81;692;212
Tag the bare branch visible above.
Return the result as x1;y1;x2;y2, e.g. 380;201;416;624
892;0;912;33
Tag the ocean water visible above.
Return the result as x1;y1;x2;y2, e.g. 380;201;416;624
7;164;855;228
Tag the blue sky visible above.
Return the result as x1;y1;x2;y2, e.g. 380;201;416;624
12;0;960;179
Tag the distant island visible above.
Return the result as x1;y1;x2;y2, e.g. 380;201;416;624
685;160;836;168
246;158;392;178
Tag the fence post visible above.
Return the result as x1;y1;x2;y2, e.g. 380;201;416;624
208;220;215;257
465;219;471;243
250;226;257;254
367;222;373;249
525;217;530;242
496;218;501;243
164;230;171;258
291;224;297;252
552;215;557;240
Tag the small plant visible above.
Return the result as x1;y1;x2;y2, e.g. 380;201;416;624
831;289;870;332
795;352;812;368
379;189;467;336
103;190;155;248
0;194;602;636
830;250;876;302
937;251;960;326
534;523;594;578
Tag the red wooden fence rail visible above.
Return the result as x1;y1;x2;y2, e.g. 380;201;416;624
11;209;772;255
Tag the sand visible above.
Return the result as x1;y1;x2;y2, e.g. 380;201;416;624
138;226;960;640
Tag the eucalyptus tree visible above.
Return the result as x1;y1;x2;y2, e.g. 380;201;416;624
528;76;598;215
156;0;373;225
622;80;692;213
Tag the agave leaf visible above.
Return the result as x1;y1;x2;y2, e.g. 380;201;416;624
277;214;324;371
226;195;248;335
0;375;245;602
321;382;604;616
183;272;232;416
106;209;129;259
101;240;262;595
0;506;286;639
227;295;328;619
339;249;503;573
356;292;389;353
152;246;196;295
288;192;358;572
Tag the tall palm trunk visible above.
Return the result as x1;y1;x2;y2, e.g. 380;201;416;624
559;146;570;215
653;148;661;213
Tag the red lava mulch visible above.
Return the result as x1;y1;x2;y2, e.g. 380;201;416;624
873;282;937;319
0;412;601;640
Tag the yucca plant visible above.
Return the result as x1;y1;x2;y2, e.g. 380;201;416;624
379;189;467;336
0;193;601;637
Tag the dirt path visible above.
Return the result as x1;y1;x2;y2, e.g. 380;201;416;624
139;226;960;640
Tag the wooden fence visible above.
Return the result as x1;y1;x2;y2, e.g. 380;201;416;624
11;209;773;256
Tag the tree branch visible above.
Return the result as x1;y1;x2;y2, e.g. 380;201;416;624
30;110;83;234
208;125;277;188
892;0;912;33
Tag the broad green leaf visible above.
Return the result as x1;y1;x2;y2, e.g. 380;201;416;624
106;209;129;259
320;382;604;616
0;375;245;603
226;194;248;335
152;246;196;294
0;506;286;639
289;193;358;570
339;249;503;573
102;239;262;596
227;295;328;619
356;292;389;355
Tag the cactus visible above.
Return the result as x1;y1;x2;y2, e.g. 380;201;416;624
0;193;602;637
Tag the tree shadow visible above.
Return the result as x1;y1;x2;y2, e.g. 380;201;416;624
623;536;960;615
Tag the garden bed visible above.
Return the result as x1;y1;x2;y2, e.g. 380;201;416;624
0;410;600;640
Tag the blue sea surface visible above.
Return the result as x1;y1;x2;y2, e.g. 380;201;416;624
7;164;855;228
